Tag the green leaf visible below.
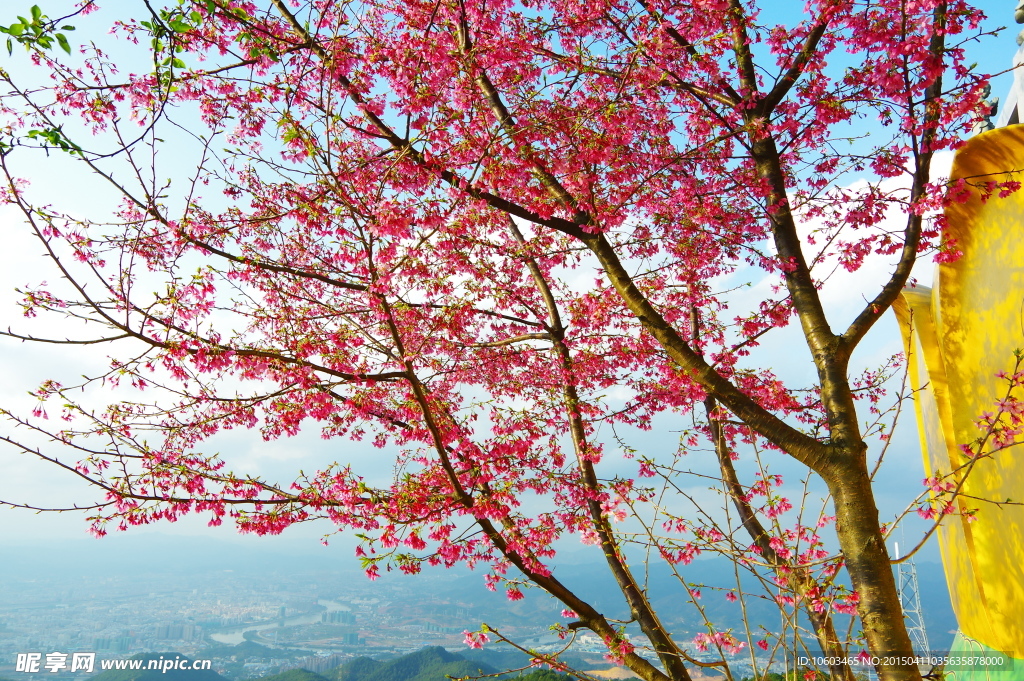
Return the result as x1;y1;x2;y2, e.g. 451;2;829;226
55;32;69;54
25;126;82;156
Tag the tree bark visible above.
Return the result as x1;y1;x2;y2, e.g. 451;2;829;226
825;459;922;681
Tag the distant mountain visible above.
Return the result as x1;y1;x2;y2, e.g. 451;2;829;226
201;641;286;661
330;647;495;681
325;647;573;681
458;648;535;673
258;670;331;681
459;647;593;677
87;653;230;681
330;656;383;681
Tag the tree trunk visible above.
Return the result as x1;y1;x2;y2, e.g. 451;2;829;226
826;460;923;681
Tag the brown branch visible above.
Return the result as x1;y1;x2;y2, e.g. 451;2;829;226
2;330;132;344
841;1;948;350
464;332;552;348
583;232;829;470
267;0;589;241
758;17;833;115
509;219;692;681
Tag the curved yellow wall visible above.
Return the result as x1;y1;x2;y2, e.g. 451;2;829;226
893;125;1024;660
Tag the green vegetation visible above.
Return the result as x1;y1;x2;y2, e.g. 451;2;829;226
514;670;573;681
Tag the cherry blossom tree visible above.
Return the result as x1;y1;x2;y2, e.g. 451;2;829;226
0;0;994;679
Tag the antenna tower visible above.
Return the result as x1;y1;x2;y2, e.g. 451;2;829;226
894;541;931;655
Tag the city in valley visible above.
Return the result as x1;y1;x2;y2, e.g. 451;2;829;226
0;534;863;681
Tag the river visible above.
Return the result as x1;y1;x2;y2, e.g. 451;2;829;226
208;599;352;645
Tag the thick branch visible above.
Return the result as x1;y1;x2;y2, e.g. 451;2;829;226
757;18;832;115
584;232;828;470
